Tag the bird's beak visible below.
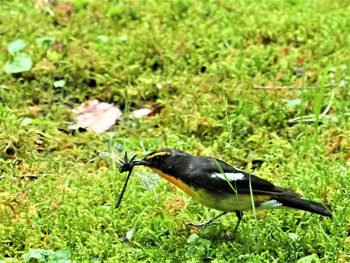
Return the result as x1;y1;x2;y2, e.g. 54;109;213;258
132;157;150;166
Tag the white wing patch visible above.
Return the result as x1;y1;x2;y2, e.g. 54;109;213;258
259;199;283;209
211;172;245;181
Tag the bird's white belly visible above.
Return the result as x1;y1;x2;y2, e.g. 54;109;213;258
191;190;255;212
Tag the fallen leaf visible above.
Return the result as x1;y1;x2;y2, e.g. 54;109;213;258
53;79;66;88
69;99;122;134
132;108;152;118
296;254;319;263
8;39;26;54
34;139;45;148
4;54;33;74
131;104;164;118
281;98;302;107
22;248;71;263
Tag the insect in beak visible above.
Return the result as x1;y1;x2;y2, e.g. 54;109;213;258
115;152;137;208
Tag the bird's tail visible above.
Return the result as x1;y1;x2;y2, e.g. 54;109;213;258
276;196;332;218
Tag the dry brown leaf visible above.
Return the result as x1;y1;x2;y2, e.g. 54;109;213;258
69;99;122;134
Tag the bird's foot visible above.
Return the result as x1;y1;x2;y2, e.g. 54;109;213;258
187;221;213;229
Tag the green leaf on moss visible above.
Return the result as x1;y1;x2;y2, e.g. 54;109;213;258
8;39;27;53
36;36;56;48
4;54;33;73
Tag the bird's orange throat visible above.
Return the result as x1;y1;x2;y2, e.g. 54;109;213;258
152;168;195;196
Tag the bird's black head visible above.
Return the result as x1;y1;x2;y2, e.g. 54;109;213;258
133;148;188;169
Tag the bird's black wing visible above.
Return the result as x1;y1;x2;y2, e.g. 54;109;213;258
185;156;299;197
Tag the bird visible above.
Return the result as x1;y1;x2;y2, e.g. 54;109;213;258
130;148;332;234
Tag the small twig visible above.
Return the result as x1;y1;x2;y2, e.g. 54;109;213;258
287;90;335;124
253;86;301;90
253;83;339;90
215;0;241;14
13;174;51;179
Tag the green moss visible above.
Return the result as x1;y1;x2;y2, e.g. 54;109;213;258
0;0;349;262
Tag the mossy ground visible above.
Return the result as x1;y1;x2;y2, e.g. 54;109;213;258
1;0;349;262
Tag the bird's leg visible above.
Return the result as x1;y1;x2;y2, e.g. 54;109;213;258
188;212;227;228
221;211;243;241
233;210;243;235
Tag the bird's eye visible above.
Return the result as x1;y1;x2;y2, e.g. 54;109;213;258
148;152;170;162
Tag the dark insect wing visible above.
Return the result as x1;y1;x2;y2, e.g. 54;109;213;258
123;151;128;163
119;152;137;173
118;152;128;172
129;155;137;162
